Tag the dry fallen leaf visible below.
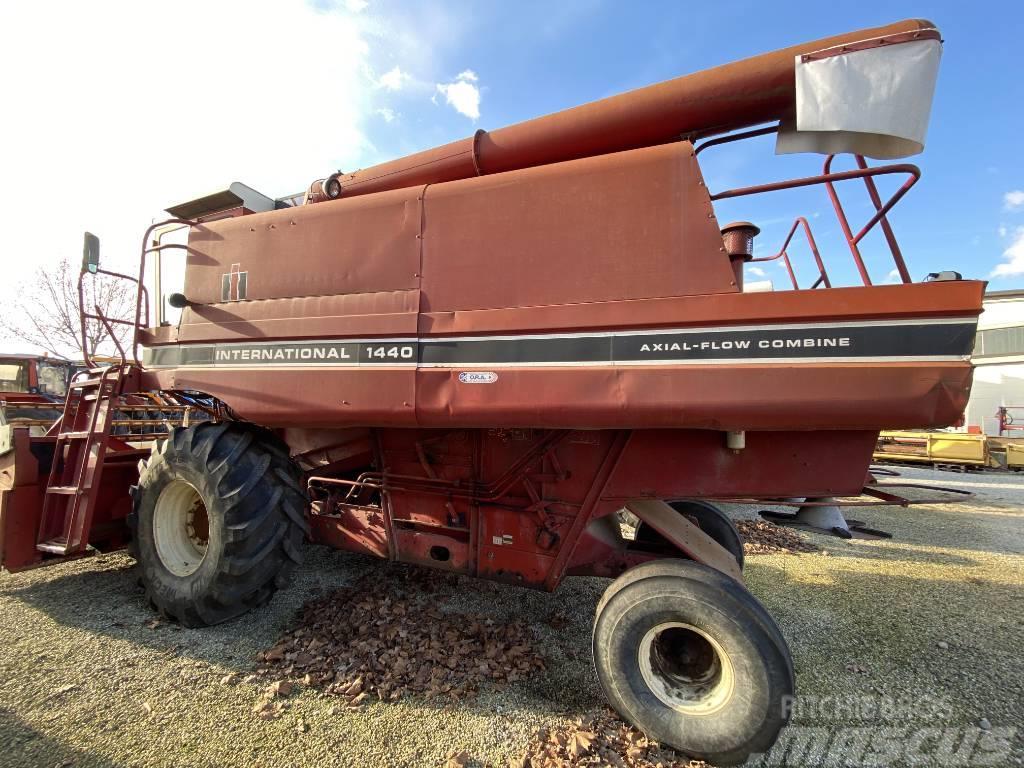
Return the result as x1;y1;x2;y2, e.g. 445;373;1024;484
736;519;819;555
517;710;705;768
252;565;544;710
568;730;595;758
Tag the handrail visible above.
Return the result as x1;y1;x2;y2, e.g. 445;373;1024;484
823;155;917;285
77;267;149;368
751;217;830;290
709;162;919;202
693;125;779;155
710;158;920;287
77;217;195;370
135;218;196;337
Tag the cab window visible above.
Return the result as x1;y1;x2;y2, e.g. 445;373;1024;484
0;362;29;393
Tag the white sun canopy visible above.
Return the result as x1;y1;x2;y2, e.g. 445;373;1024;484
776;36;942;160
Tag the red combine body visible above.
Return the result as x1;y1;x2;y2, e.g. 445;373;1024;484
0;19;978;764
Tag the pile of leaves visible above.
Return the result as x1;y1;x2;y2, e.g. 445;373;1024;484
253;567;545;711
513;710;708;768
737;519;820;554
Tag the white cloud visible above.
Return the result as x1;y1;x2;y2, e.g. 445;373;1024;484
991;227;1024;278
345;0;369;11
377;65;410;91
746;266;766;277
1004;190;1024;211
376;107;397;123
436;70;481;120
0;0;376;342
999;225;1008;238
886;268;901;284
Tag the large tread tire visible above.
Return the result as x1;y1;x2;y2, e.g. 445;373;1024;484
634;500;744;570
127;422;309;627
593;560;794;766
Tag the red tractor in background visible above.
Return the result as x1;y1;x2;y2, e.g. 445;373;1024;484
0;19;979;764
0;353;75;433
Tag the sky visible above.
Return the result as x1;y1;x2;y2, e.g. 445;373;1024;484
1;0;1023;351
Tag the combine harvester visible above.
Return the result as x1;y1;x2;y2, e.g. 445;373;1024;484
0;20;979;764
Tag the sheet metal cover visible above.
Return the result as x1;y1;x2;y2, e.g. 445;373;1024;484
777;37;942;159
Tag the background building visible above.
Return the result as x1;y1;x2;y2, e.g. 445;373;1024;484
964;289;1024;435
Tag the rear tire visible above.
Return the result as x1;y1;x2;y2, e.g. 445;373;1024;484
593;560;793;765
128;422;308;627
595;558;793;677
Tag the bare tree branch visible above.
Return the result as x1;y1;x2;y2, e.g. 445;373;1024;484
0;258;134;360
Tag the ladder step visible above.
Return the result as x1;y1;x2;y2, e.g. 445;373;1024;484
60;431;92;440
37;539;70;555
45;485;83;495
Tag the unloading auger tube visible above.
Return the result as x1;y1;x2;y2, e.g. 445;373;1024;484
306;18;939;202
1;18;978;767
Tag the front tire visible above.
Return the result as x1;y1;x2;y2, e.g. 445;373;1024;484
128;422;309;627
593;560;793;765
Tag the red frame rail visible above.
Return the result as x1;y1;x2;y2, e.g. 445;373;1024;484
77;217;195;370
697;124;921;289
996;406;1024;437
750;216;830;290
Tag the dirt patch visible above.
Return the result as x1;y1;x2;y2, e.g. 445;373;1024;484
254;566;546;713
737;519;821;554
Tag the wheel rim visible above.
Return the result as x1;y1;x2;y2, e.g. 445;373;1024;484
638;622;735;715
153;479;209;577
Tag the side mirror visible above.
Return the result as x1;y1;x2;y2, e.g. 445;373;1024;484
82;232;100;274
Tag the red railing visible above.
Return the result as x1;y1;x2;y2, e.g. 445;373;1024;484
696;125;921;289
77;218;195;370
749;216;830;290
77;268;149;368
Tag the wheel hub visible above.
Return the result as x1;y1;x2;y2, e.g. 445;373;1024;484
638;622;735;715
153;479;209;577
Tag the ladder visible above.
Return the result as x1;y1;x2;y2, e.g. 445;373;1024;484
36;365;125;556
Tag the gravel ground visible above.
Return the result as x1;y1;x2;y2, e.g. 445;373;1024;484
1;466;1022;767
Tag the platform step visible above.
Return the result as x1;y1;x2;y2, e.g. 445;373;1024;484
36;538;70;555
70;378;102;389
59;431;92;440
45;485;83;496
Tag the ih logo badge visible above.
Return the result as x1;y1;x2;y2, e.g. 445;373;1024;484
221;263;248;302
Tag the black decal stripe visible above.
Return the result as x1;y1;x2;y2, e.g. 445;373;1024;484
142;321;977;368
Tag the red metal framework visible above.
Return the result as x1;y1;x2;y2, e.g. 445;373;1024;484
995;406;1024;437
697;125;920;288
77;267;148;368
77;218;196;370
751;216;830;290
